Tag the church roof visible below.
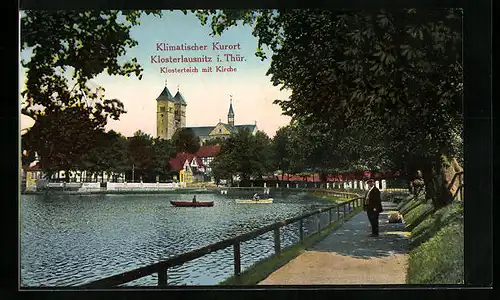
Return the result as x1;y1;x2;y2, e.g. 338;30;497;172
185;124;257;137
233;124;256;133
185;126;214;137
156;86;174;101
174;91;187;105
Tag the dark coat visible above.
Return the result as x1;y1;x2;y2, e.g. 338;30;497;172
364;186;383;213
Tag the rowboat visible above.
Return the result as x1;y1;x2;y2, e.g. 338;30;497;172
235;198;273;204
170;200;214;207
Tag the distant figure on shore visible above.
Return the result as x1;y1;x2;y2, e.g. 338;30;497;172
192;195;197;203
253;193;260;201
364;179;383;237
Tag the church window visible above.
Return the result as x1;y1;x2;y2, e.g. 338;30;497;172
160;107;165;112
169;107;173;113
219;129;222;133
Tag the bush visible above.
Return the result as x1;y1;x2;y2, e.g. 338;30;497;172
404;203;435;231
400;195;425;215
396;195;416;211
407;217;464;284
382;191;408;203
410;202;463;249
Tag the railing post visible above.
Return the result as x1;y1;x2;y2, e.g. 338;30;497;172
329;208;332;224
317;213;321;233
158;268;168;287
299;219;304;242
274;228;281;254
233;242;241;276
343;202;347;217
337;206;341;220
459;173;464;201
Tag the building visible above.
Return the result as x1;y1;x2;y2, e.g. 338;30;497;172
22;162;43;192
155;81;257;142
167;145;222;183
185;96;258;144
168;152;206;184
156;81;187;140
194;145;221;174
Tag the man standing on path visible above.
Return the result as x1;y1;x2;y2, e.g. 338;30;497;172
364;179;383;237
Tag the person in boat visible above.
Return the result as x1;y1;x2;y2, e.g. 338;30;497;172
253;193;260;201
192;195;197;203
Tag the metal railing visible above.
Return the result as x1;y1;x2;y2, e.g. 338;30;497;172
80;196;363;288
448;171;464;202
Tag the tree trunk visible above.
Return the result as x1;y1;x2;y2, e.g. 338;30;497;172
421;157;453;209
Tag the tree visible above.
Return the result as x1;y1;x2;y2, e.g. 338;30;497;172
20;10;162;175
272;126;293;179
21;134;37;167
79;130;129;182
127;130;155;182
203;137;225;146
151;138;177;181
171;128;201;153
250;131;274;179
194;9;463;208
210;138;238;185
23;106;104;182
210;129;274;185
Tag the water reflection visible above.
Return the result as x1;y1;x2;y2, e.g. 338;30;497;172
21;191;333;286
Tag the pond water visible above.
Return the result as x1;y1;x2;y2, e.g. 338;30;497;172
20;191;340;286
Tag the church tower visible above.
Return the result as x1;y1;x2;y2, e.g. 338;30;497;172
156;80;186;140
227;95;234;127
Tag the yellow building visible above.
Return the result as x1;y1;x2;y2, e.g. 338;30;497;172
156;81;187;140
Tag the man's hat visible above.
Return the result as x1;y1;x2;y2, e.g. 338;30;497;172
366;179;375;184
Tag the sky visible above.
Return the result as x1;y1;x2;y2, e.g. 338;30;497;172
19;10;292;138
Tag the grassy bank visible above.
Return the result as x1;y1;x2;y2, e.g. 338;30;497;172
310;192;355;204
218;207;363;285
400;196;464;284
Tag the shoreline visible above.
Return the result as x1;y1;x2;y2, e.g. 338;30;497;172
22;186;408;196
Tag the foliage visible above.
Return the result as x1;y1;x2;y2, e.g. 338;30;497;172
203;137;225;146
171;128;201;153
211;129;274;184
20;10;162;175
407;218;464;284
271;126;293;177
410;202;463;249
78;130;129;180
396;194;417;211
194;8;463;208
400;194;426;215
21;134;37;166
403;203;435;231
126;130;155;180
151;138;177;180
22;106;104;180
21;10;162;121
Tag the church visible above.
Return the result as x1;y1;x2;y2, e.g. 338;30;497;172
156;82;258;143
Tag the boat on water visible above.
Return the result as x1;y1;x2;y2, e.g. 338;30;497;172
235;198;273;204
170;200;214;207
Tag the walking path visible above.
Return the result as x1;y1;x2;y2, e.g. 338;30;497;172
258;202;410;285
